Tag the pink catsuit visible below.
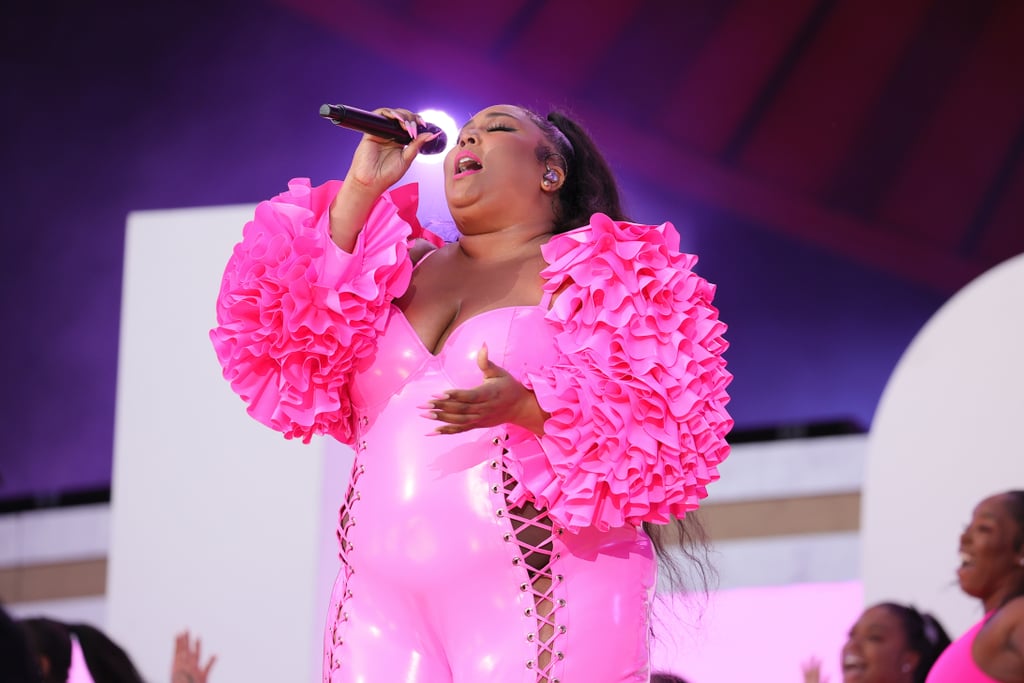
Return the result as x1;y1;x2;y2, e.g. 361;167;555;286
211;179;732;682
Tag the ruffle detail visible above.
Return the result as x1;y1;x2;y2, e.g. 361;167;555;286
210;179;438;444
506;213;733;532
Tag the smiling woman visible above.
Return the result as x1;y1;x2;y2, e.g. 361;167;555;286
209;104;732;682
925;491;1024;683
801;602;950;683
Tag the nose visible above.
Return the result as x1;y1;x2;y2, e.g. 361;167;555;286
457;128;478;147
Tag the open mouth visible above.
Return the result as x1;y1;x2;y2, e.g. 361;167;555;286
842;654;866;677
454;153;482;177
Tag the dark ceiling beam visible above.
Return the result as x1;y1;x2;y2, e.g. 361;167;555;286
274;0;989;293
879;0;1024;250
658;0;821;158
499;1;645;91
738;0;933;197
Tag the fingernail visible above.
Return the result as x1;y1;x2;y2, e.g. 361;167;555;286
420;411;437;420
416;403;435;410
432;393;449;400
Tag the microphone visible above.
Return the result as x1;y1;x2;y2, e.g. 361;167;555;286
319;104;448;155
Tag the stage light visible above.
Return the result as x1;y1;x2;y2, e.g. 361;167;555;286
415;109;457;164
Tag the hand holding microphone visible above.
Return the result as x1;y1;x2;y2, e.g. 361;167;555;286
325;105;446;250
320;104;448;155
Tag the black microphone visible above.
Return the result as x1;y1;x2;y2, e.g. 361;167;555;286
319;104;448;155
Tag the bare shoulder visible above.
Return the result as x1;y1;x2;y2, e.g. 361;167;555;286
990;596;1024;633
977;595;1024;676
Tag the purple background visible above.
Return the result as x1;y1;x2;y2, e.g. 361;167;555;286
5;0;1004;501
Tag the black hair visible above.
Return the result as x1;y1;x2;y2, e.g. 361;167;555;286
527;106;714;599
18;618;145;683
70;623;145;683
651;673;690;683
999;489;1024;608
525;109;629;233
877;603;951;683
18;618;69;683
1;606;43;683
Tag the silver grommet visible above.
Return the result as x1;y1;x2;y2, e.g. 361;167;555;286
524;607;533;616
496;509;505;517
491;484;500;494
525;660;535;669
511;557;521;565
526;633;535;642
558;625;567;634
519;582;529;591
503;533;512;542
558;599;567;607
489;460;499;469
492;437;501;445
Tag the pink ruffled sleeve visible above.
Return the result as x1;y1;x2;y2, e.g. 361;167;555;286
505;213;733;533
210;178;441;445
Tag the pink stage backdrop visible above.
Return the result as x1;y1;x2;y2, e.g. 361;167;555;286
651;580;863;683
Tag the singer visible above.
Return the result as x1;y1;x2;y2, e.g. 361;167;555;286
210;104;733;682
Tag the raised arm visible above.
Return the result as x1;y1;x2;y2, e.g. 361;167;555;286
329;107;441;251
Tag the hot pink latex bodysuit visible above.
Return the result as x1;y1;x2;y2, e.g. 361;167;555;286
211;179;732;682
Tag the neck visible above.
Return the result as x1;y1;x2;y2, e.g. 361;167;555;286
455;222;553;262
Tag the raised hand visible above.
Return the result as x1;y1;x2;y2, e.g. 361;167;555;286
801;656;827;683
171;630;217;683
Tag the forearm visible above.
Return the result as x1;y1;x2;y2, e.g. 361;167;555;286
329;180;383;252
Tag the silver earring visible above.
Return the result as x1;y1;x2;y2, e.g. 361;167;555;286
543;168;558;184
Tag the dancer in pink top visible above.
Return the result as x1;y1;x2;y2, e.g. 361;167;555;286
926;491;1024;682
211;104;732;682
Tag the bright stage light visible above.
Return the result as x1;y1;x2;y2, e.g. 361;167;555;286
415;109;457;164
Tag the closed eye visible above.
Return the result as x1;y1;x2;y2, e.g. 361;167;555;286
486;125;515;132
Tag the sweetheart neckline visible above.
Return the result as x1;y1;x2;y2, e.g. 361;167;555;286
389;304;547;358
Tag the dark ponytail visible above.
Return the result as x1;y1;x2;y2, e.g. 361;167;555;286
527;109;629;232
527;106;713;599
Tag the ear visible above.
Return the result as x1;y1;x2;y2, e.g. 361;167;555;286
540;167;565;193
902;651;920;675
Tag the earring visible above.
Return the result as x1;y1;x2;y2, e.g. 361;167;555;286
543;168;559;184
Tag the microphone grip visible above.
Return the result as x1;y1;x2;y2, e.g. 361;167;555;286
319;104;448;154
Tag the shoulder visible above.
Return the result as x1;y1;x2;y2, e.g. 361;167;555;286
978;596;1024;653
